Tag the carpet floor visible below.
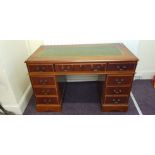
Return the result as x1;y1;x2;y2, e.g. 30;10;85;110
132;80;155;115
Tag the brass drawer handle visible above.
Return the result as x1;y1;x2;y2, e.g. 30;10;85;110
92;65;102;71
115;78;125;84
116;65;128;70
39;79;43;84
41;89;50;95
36;66;40;71
39;79;48;84
112;98;121;104
43;99;47;103
43;98;52;103
113;89;122;94
62;66;72;71
41;66;46;71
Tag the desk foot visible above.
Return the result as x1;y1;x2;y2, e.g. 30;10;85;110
36;104;62;112
102;104;128;112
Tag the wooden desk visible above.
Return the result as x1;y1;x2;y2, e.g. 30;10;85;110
25;43;138;112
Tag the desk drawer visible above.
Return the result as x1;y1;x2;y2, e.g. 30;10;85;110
36;97;59;104
102;104;128;112
55;64;74;72
106;87;130;95
104;96;128;104
28;64;54;72
31;76;55;85
107;62;136;71
34;87;57;95
107;75;133;86
55;63;106;72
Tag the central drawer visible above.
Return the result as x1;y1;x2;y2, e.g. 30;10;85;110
55;63;106;72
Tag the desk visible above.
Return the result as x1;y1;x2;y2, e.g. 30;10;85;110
25;43;138;112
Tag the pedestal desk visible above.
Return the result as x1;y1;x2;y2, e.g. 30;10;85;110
25;43;138;112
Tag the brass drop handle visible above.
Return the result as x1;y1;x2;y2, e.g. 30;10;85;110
43;99;47;103
116;65;128;70
80;65;83;69
63;66;71;71
48;99;52;103
41;89;45;93
43;98;52;103
36;66;40;71
113;89;122;94
41;66;46;71
115;78;125;84
39;79;48;84
93;65;101;71
112;98;121;104
41;89;50;95
43;79;48;84
115;79;122;84
39;79;43;84
122;66;128;69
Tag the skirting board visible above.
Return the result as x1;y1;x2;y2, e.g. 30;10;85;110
135;71;155;79
4;84;33;114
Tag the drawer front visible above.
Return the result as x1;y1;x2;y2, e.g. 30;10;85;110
28;64;54;72
36;97;59;104
55;63;106;72
36;104;61;112
107;75;133;86
106;87;130;95
55;64;74;72
107;62;136;71
104;96;128;104
31;76;55;85
34;87;57;95
102;104;128;112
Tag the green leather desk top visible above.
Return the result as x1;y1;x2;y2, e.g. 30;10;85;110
26;43;138;63
38;45;122;57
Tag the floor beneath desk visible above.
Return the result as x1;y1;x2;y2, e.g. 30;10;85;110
132;80;155;115
24;82;139;115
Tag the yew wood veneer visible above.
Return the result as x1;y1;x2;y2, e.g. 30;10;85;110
25;43;138;112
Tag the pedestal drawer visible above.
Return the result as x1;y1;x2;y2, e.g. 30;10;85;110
31;76;56;85
36;97;59;104
34;87;57;96
106;87;130;95
107;75;133;86
104;96;128;104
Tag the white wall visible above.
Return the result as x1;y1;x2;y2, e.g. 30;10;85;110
136;40;155;79
0;40;43;114
0;41;30;102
